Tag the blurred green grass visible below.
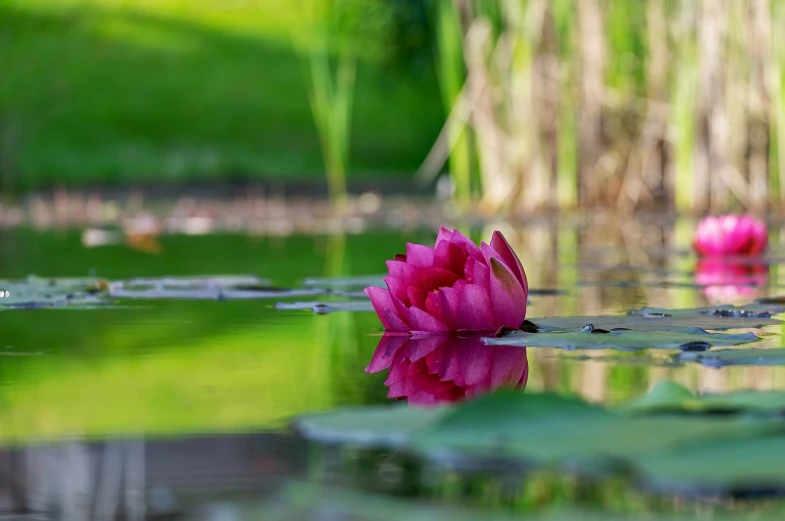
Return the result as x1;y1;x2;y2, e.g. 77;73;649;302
0;0;442;190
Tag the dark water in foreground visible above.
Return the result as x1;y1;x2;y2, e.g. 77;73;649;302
0;219;783;519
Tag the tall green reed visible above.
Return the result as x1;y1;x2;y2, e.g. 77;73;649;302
306;48;356;212
297;0;357;212
432;0;474;207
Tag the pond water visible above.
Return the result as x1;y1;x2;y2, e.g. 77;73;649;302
0;217;784;519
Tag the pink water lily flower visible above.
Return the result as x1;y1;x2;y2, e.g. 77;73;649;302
365;227;528;332
367;333;528;405
693;215;768;257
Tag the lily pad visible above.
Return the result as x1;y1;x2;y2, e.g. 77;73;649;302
676;348;785;368
0;276;110;310
412;392;779;471
294;391;785;493
275;300;375;314
109;277;325;300
629;304;785;319
636;434;785;494
303;275;385;289
483;328;759;352
293;405;449;448
621;381;785;415
527;313;780;332
119;275;270;288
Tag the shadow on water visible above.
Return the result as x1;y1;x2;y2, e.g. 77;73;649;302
1;216;785;517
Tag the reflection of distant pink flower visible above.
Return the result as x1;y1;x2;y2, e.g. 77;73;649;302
366;333;528;406
695;258;768;303
693;215;768;257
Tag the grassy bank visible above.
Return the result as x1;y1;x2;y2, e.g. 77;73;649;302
0;0;443;190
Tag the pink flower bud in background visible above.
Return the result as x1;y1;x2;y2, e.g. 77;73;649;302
693;215;768;257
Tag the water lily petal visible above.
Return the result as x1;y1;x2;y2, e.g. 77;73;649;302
454;283;495;330
488;257;527;329
436;285;463;330
386;259;415;282
414;266;460;292
450;228;481;254
364;287;409;331
472;255;491;290
407;286;427;310
383;275;409;304
405;242;435;267
490;231;528;292
436;226;454;244
408;306;449;332
433;239;468;276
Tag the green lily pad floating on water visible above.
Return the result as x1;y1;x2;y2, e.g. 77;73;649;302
522;312;780;332
636;434;785;495
275;300;375;313
303;275;385;289
484;327;759;352
676;348;785;368
294;391;785;494
109;275;325;300
0;276;110;310
621;380;785;415
630;304;785;319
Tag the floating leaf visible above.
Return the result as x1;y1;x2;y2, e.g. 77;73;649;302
119;275;270;288
630;304;785;319
294;391;785;493
302;275;385;289
275;300;374;314
0;276;111;310
621;381;785;415
109;281;324;300
527;313;780;332
484;328;759;352
677;348;785;368
636;434;785;495
293;405;448;448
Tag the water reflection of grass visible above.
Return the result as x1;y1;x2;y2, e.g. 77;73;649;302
0;230;404;442
0;302;383;442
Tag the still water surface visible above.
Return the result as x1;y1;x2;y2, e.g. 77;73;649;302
0;218;783;517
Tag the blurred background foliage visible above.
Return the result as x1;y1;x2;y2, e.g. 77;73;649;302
0;0;443;190
2;0;785;214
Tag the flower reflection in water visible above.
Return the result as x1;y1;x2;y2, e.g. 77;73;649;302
695;258;769;304
366;333;528;405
